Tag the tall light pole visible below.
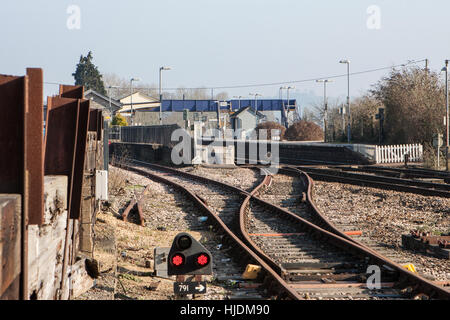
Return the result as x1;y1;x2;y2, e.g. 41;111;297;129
279;86;287;100
159;66;172;125
443;61;449;171
233;96;244;110
316;80;333;143
249;93;262;128
340;59;351;143
108;85;119;119
130;78;140;126
286;86;295;126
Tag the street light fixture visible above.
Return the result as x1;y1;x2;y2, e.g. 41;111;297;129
233;96;244;109
159;66;172;125
442;61;449;171
286;87;295;126
107;85;120;119
340;59;351;143
249;93;262;128
316;80;333;142
130;78;140;126
279;86;287;100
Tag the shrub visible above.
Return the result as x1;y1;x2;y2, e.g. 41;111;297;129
111;114;128;126
285;120;324;141
255;121;286;140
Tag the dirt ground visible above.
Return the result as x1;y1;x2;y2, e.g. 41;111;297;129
76;167;232;300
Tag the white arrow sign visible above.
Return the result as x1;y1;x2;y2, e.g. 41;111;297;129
195;284;205;292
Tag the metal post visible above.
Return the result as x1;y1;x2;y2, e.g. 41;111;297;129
347;62;351;143
340;60;351;143
159;68;163;125
317;80;332;142
323;82;327;142
159;67;171;126
130;80;133;126
444;62;449;169
255;95;258;128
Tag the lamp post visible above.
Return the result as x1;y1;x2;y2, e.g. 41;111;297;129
108;85;119;119
249;93;262;128
130;78;140;126
286;86;295;127
443;61;449;171
159;66;172;125
316;80;333;142
340;59;351;143
233;96;243;109
279;86;287;100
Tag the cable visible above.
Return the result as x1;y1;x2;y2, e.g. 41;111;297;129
44;58;426;91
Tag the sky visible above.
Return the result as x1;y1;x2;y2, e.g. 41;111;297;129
1;0;450;108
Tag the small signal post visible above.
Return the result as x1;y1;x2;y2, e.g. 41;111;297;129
167;233;213;298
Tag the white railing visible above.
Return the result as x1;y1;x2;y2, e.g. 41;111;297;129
375;144;423;164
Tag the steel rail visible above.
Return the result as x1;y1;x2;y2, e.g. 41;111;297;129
118;162;302;300
333;165;450;182
124;161;450;299
251;167;450;299
292;166;450;198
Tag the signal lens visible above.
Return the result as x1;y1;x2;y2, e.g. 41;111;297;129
171;253;185;267
196;253;210;267
176;235;192;250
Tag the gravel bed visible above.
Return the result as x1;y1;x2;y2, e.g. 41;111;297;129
77;166;244;300
312;181;450;281
179;166;262;192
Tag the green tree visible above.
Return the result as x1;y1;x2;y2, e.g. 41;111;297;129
111;114;128;126
72;51;106;95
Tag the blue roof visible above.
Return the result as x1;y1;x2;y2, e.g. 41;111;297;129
160;99;296;112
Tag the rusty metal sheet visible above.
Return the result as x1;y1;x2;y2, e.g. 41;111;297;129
44;96;91;220
70;99;90;219
97;111;103;141
0;75;25;195
0;195;21;299
25;68;44;225
44;97;79;176
88;109;103;141
59;85;84;99
89;109;98;132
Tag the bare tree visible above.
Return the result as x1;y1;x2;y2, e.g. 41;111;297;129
371;66;445;144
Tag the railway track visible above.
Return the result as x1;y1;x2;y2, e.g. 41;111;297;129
250;169;449;295
293;166;450;198
119;160;301;300
331;165;450;183
118;161;450;300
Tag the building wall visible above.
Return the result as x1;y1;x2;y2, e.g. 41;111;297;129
134;111;219;129
260;110;282;124
119;92;159;112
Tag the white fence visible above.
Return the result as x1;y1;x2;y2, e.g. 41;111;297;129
375;144;423;164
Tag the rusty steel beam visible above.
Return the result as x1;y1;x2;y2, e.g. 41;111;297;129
88;109;103;141
44;96;90;219
59;84;84;99
25;68;44;225
70;99;90;220
44;97;79;177
0;75;26;195
0;72;33;300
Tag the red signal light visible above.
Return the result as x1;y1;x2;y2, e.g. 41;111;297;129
171;253;185;267
196;253;210;267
